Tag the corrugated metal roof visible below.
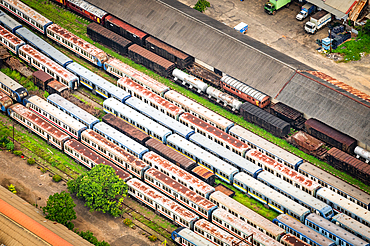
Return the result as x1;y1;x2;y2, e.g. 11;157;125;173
276;73;370;147
324;0;357;14
306;0;348;18
87;0;312;96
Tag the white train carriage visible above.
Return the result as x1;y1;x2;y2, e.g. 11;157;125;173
127;178;199;230
47;94;99;129
166;134;238;184
179;112;249;157
206;86;242;111
316;188;370;227
233;172;310;222
332;213;370;243
172;69;208;93
23;95;86;139
257;172;334;220
103;98;172;143
142;151;215;198
212;208;284;246
298;162;370;210
0;71;28;103
8;103;70;150
18;45;78;90
209;191;285;241
164;90;234;132
104;58;169;96
46;24;108;67
93;122;149;159
117;77;183;120
0;0;52;34
0;24;24;53
245;149;321;195
229;125;303;170
144;168;217;220
171;227;214;246
0;90;12;112
81;129;150;179
194;219;249;246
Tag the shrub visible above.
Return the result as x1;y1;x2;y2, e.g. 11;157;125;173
193;0;210;12
148;235;157;242
6;142;14;151
13;150;23;156
123;218;133;226
8;184;17;194
53;174;62;182
27;158;36;165
43;91;49;99
41;167;49;173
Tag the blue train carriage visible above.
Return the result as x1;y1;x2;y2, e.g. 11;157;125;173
81;129;150;179
0;90;12;112
46;24;108;67
8;104;70;150
15;27;73;67
209;191;286;241
316;187;370;227
92;122;149;159
233;172;310;222
273;214;336;246
305;213;369;246
23;95;87;139
166;134;238;184
228;125;304;170
332;213;370;243
144;168;217;220
0;10;22;33
65;62;130;102
103;98;172;143
257;171;334;220
0;23;25;54
188;133;262;178
0;71;28;102
125;97;195;140
18;45;78;90
0;0;52;34
47;93;99;129
172;227;214;246
127;178;199;230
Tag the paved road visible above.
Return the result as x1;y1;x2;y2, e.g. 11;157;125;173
179;0;370;95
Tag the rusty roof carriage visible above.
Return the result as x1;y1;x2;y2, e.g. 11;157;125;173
0;25;24;47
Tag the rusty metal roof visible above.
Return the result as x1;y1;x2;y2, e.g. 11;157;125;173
127;178;198;221
143;152;214;194
46;80;69;93
106;58;169;95
47;24;107;61
281;234;310;246
19;45;77;81
191;166;214;180
213;209;284;246
105;15;148;39
291;131;324;152
0;25;24;46
117;77;183;115
145;168;215;210
146;36;189;60
82;129;148;170
10;104;69;141
194;219;248;246
68;0;107;18
33;70;54;83
128;44;174;70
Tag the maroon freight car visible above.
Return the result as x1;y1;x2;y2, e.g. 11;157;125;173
305;118;356;153
291;131;326;158
271;102;305;129
33;71;68;96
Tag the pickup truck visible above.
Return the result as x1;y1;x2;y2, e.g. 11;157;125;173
305;10;331;34
296;3;316;21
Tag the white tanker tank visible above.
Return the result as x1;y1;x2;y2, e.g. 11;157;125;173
206;87;242;111
354;146;370;163
172;69;209;93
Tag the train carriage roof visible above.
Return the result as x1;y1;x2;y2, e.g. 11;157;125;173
68;0;108;18
0;71;24;91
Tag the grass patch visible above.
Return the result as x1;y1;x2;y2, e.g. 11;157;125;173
333;34;370;61
130;212;172;240
215;180;279;221
1;67;37;92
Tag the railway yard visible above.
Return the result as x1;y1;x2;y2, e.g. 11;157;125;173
0;0;370;246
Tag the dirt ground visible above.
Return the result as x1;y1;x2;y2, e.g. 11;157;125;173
179;0;370;95
0;150;160;246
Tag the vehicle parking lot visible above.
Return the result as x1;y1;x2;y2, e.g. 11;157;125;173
179;0;370;95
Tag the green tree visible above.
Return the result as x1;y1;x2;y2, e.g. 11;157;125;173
42;191;76;227
67;164;128;217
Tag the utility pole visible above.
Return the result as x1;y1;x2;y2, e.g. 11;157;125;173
12;120;15;148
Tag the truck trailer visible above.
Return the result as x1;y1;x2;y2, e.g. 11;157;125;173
305;10;331;34
296;3;316;21
264;0;291;15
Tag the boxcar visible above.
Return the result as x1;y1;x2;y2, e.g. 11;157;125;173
87;22;132;56
305;118;356;153
102;113;151;146
290;131;325;156
0;25;25;54
271;102;304;128
327;147;370;186
33;70;54;91
0;71;28;103
240;103;290;138
104;15;149;46
191;166;215;186
46;80;69;96
0;10;22;33
66;0;108;24
332;213;370;243
144;138;197;172
145;36;193;70
171;227;214;246
128;44;175;77
0;90;12;112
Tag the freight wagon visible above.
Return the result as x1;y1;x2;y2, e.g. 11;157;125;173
270;102;305;129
